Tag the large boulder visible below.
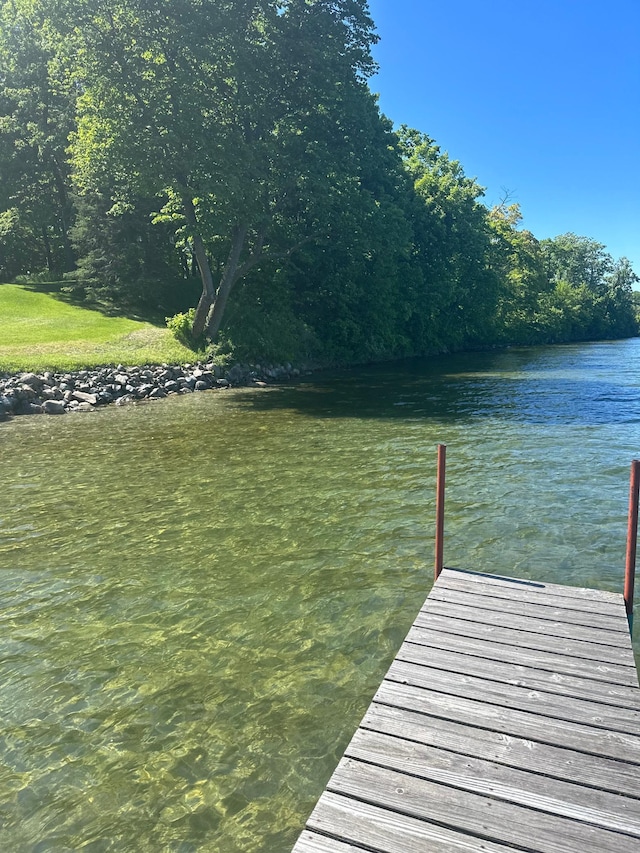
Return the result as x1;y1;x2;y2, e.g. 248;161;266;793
42;399;66;415
20;372;44;391
72;390;98;405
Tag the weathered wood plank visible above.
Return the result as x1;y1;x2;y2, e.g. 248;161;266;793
374;681;640;764
328;759;632;853
420;598;632;651
428;584;628;632
396;640;640;708
386;658;640;734
414;608;635;665
437;571;628;616
293;830;368;853
406;625;640;687
302;793;520;853
362;702;640;797
345;728;640;836
439;567;624;606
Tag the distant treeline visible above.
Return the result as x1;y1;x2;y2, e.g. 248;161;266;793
1;0;637;363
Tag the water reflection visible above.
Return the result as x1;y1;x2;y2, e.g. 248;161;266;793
235;340;640;426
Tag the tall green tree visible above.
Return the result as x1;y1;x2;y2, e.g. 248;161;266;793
540;233;613;294
487;201;548;343
0;0;76;278
538;235;637;341
397;127;497;348
41;0;377;339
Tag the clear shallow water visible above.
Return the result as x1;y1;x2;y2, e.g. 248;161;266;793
1;338;639;851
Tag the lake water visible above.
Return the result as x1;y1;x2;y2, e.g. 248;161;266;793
1;338;639;851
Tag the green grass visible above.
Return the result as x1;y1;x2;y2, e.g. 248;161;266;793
0;284;203;372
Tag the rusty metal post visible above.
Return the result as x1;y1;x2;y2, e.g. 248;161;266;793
435;444;446;581
624;459;639;635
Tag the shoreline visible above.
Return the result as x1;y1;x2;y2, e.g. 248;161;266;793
0;361;300;421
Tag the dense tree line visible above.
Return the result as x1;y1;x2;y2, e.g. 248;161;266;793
1;0;637;363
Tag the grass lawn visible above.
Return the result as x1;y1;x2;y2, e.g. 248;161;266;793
0;284;202;372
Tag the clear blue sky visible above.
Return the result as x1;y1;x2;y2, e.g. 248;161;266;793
367;0;640;275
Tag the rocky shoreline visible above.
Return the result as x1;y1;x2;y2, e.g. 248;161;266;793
0;361;301;420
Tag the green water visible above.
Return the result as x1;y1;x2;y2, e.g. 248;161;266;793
1;339;639;851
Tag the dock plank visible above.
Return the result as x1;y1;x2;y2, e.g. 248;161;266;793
428;584;628;632
361;702;640;797
386;658;640;733
396;641;640;707
294;831;367;853
292;569;640;853
436;571;627;617
327;759;631;853
406;625;639;687
419;599;633;651
345;728;640;836
303;793;520;853
414;608;635;665
438;567;624;606
374;680;640;763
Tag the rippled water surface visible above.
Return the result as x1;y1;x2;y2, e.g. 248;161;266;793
1;339;639;851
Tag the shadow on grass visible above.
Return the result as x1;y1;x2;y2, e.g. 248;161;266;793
8;280;168;325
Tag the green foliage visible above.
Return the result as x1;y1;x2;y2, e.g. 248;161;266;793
165;308;204;352
0;0;76;279
70;191;200;317
396;126;499;349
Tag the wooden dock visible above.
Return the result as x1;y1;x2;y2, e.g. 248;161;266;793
292;567;640;853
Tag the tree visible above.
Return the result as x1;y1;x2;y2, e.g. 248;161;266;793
41;0;378;340
397;127;498;348
487;201;548;343
0;0;76;278
538;236;637;341
602;257;638;338
540;233;613;294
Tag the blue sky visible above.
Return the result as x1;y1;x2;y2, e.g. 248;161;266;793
367;0;640;275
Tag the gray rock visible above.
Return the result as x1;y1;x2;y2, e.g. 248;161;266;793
18;384;39;401
148;387;167;399
75;402;94;412
42;399;66;415
226;365;246;383
72;390;98;405
194;380;208;391
20;372;44;390
17;401;43;415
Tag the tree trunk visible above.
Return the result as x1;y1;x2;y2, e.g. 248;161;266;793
41;226;53;272
48;156;75;272
181;192;216;338
205;222;249;340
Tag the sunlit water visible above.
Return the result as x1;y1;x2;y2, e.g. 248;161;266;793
1;339;639;851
